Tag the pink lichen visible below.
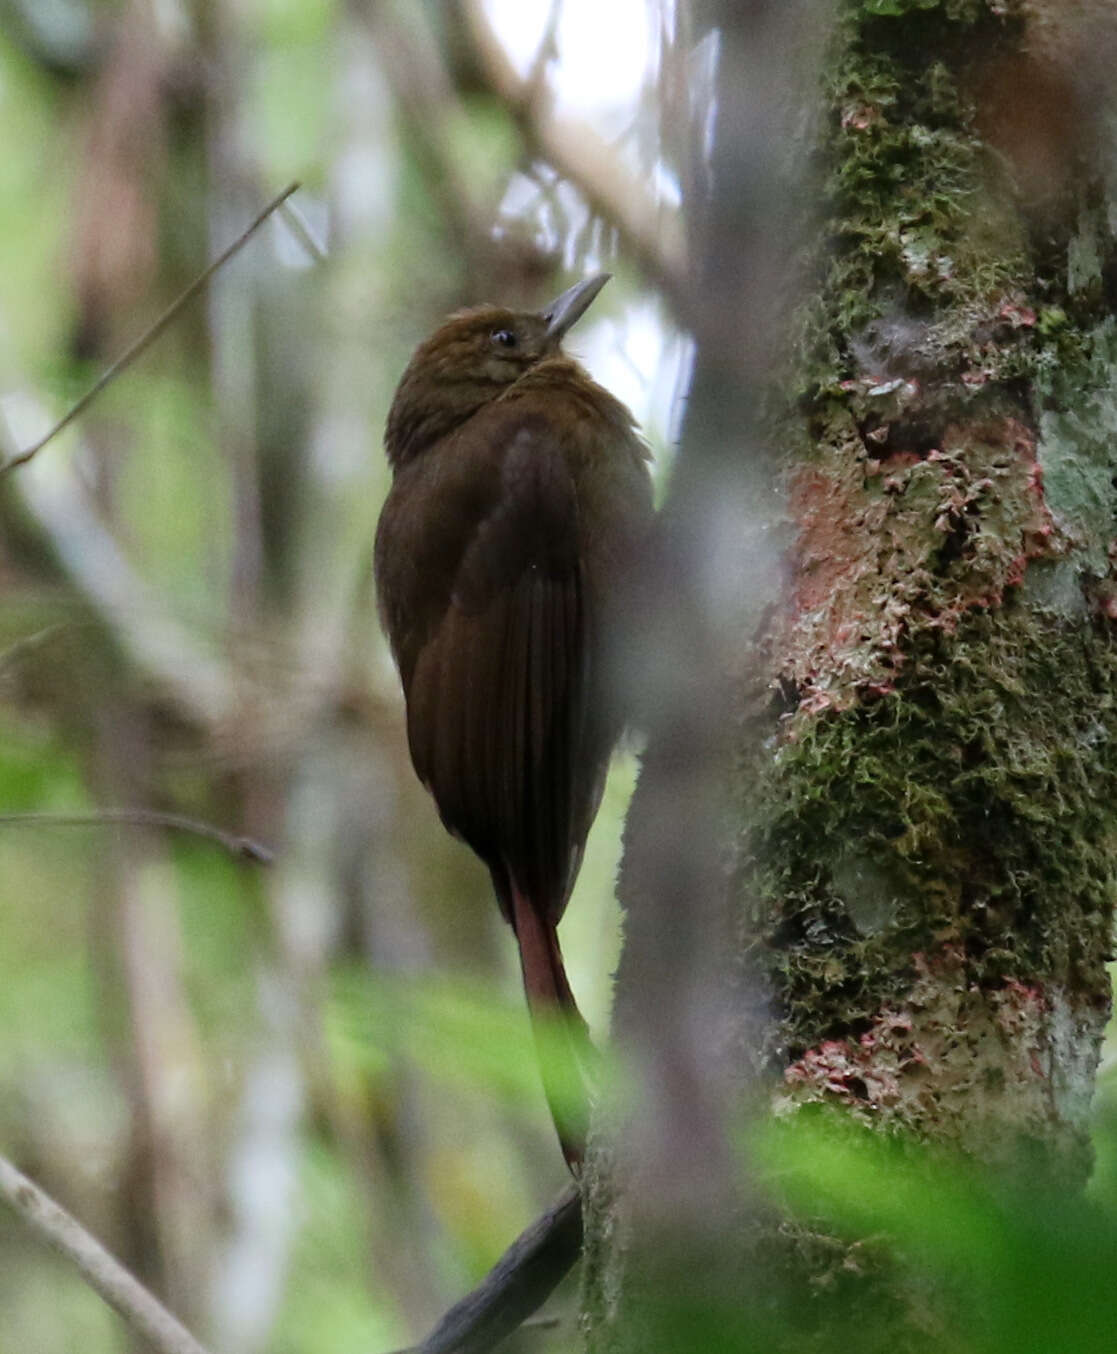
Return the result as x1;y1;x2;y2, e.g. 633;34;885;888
776;418;1062;725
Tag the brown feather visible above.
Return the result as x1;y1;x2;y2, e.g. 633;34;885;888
374;287;653;1169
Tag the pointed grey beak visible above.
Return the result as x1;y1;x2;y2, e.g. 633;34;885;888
542;273;611;341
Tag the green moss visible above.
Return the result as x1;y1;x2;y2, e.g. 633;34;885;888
1035;317;1117;576
741;609;1117;1048
859;0;1013;17
795;3;1032;407
759;3;1117;1061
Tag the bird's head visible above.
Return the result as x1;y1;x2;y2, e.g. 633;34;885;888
385;273;610;467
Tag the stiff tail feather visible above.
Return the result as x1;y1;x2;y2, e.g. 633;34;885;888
510;883;596;1173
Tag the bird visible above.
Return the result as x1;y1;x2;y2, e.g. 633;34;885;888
374;274;653;1171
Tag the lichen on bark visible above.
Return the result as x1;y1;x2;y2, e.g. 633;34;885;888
738;0;1117;1173
746;605;1117;1176
719;0;1117;1193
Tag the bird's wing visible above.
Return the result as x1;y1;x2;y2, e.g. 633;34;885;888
395;411;590;921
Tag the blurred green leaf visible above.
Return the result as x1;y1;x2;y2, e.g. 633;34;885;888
752;1110;1117;1354
329;966;540;1105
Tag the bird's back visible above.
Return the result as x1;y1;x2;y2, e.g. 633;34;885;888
375;361;652;922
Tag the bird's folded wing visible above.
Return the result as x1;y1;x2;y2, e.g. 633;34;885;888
403;415;588;919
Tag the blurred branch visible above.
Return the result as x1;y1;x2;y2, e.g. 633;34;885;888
461;0;686;312
0;809;274;863
411;1185;582;1354
0;183;312;727
581;0;833;1333
0;0;98;76
0;181;302;475
0;1152;217;1354
0;621;71;670
523;0;562;96
0;441;237;724
278;196;328;263
369;8;551;293
371;10;491;257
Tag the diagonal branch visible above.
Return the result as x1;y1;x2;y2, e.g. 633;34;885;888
0;1152;217;1354
1;182;301;474
461;0;687;316
0;809;274;863
414;1184;582;1354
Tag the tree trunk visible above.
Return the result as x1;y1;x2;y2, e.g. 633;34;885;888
581;2;1117;1348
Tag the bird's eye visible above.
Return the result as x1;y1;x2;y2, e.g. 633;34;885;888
490;329;517;348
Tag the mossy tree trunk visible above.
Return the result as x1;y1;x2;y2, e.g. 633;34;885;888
581;2;1117;1349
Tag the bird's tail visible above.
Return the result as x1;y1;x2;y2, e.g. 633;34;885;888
510;883;596;1173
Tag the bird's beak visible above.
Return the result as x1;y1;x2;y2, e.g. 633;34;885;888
542;273;611;341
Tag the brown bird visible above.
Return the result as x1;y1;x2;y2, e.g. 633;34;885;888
374;275;653;1171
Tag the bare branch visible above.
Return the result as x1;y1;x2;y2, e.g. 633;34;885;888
0;809;273;863
1;181;302;474
0;1152;217;1354
414;1185;582;1354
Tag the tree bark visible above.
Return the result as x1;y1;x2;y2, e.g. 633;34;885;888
582;2;1117;1348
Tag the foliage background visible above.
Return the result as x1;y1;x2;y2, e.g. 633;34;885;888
0;2;1114;1352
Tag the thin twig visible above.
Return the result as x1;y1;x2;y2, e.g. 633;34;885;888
0;622;72;672
1;181;301;474
0;1152;217;1354
0;809;273;863
278;196;328;263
